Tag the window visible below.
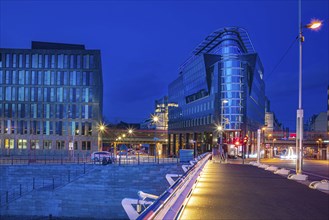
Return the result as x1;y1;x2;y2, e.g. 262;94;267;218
89;55;94;68
83;55;89;69
25;70;30;84
18;70;24;85
57;87;63;102
44;71;50;85
6;54;11;67
25;54;30;68
38;71;42;85
45;55;49;68
58;54;64;68
5;139;15;149
32;54;38;68
24;88;29;101
18;87;24;101
44;140;52;150
70;55;75;68
18;139;27;149
55;121;63;135
43;121;50;134
38;54;43;68
13;54;17;67
51;55;55;68
64;55;68;68
77;55;81;68
82;141;91;150
56;141;65;150
31;140;40;149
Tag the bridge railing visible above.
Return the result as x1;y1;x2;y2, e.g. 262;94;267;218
136;152;211;220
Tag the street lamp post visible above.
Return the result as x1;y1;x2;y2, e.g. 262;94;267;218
272;138;276;158
221;99;228;160
98;123;106;151
152;115;159;163
317;138;322;160
295;0;322;177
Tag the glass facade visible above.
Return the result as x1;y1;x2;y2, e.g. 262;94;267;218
0;42;103;155
168;27;265;155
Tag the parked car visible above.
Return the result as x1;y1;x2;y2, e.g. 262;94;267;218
91;151;112;162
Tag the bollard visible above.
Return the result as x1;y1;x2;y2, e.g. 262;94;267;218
137;199;142;213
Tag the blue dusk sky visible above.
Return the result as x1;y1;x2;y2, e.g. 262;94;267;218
0;0;328;130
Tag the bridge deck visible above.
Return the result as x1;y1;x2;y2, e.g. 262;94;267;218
180;162;329;220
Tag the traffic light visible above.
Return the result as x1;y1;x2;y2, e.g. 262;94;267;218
243;136;248;145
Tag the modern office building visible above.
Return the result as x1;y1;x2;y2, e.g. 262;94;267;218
0;41;103;156
168;27;266;156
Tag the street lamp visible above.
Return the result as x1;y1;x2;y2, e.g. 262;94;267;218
272;138;276;158
152;114;159;163
220;99;228;159
127;128;134;149
317;138;322;159
98;122;106;151
295;0;323;178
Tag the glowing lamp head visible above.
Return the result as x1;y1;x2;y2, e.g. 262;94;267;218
306;19;323;30
152;115;159;123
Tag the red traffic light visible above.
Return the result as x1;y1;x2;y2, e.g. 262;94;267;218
243;136;248;143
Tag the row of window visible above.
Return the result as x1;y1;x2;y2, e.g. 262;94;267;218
0;87;93;103
1;103;93;119
0;120;93;136
182;101;214;116
0;70;95;86
0;53;95;69
170;114;214;129
0;139;92;151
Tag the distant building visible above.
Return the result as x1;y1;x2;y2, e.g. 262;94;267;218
0;41;103;156
141;96;177;130
307;112;327;132
264;112;287;139
168;27;266;156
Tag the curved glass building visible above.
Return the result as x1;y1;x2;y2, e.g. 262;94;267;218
168;27;265;156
